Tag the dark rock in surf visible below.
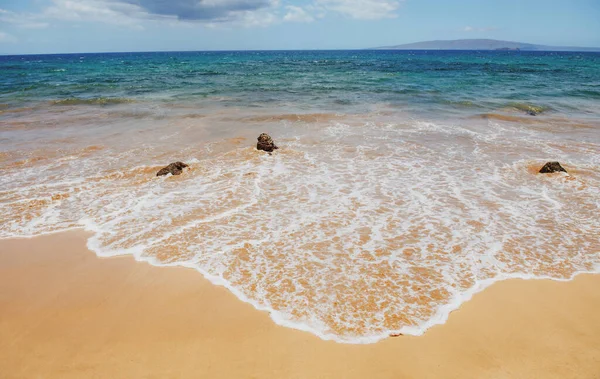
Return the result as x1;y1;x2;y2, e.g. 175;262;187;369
539;161;567;174
256;133;279;153
526;109;538;116
156;162;188;176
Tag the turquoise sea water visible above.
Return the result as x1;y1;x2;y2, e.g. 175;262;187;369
1;51;600;343
2;50;600;117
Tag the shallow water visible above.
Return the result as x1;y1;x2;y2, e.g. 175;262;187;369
1;51;599;343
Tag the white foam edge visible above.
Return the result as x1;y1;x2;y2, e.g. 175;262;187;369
82;224;600;344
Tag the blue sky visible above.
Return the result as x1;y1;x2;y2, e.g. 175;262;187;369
0;0;599;54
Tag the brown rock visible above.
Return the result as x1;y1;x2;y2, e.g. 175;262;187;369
256;133;279;153
156;162;188;177
539;161;567;174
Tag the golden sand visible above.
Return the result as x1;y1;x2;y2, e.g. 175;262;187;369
0;230;599;379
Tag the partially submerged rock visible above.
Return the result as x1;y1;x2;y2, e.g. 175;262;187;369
518;104;544;116
156;162;188;176
539;161;567;174
256;133;278;153
526;109;539;116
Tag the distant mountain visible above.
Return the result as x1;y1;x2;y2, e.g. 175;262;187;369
373;39;600;52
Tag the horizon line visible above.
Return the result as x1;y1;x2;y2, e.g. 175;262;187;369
3;47;600;57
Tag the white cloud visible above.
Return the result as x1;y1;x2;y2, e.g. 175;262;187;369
315;0;402;20
283;6;314;22
43;0;150;28
232;8;279;27
0;31;17;43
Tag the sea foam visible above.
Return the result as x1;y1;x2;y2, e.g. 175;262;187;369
1;114;599;344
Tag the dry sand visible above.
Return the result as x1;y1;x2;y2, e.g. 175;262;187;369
0;230;599;379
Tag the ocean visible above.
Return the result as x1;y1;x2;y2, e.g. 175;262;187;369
1;50;599;343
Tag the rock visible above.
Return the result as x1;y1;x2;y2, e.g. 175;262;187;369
539;161;567;174
256;133;279;152
156;162;188;176
522;105;544;116
390;332;404;337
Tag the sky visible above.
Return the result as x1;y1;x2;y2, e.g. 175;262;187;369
0;0;599;54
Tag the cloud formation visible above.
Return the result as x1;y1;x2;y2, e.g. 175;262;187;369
121;0;275;21
44;0;148;26
316;0;402;20
1;0;403;32
34;0;280;27
283;5;315;22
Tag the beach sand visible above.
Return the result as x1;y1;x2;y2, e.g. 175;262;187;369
0;230;599;379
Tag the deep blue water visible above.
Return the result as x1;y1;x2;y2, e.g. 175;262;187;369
1;50;600;116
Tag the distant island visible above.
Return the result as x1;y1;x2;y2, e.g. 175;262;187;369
372;39;600;52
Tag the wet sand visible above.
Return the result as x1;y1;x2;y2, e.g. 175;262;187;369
1;230;599;379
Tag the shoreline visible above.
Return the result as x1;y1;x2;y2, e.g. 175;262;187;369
6;227;599;344
1;230;600;378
